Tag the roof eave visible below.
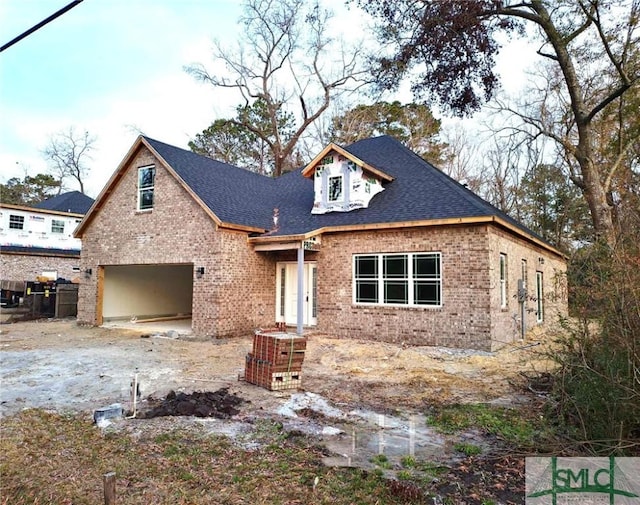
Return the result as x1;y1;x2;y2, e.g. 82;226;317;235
490;216;566;259
74;137;147;237
301;143;394;182
218;221;267;234
74;136;235;238
1;202;84;218
249;216;566;259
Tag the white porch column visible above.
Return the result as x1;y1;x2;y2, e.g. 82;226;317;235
296;245;304;335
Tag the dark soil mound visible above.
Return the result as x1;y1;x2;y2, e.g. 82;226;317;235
141;388;245;419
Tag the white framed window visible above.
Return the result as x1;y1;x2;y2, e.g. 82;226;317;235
353;252;442;307
499;253;507;308
536;271;544;323
9;215;24;230
137;165;156;211
328;175;343;202
383;254;408;304
51;219;65;234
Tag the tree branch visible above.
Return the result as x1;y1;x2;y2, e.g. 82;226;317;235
586;81;637;123
603;136;638;193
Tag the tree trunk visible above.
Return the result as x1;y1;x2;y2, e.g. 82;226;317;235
575;122;615;244
528;1;617;246
579;157;615;244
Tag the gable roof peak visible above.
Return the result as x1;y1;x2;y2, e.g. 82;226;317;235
301;141;394;182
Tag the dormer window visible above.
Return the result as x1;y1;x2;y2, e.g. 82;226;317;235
303;143;393;215
328;175;343;202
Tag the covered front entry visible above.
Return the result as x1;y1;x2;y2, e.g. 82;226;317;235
275;262;317;327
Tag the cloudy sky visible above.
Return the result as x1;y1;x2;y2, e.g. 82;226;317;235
1;1;535;198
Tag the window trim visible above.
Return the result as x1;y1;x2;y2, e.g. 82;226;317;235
353;252;442;308
137;165;156;211
536;271;544;323
327;174;344;202
499;253;508;309
9;214;24;230
51;219;65;234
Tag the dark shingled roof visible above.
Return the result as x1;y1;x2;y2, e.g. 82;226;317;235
34;191;94;214
145;137;277;230
144;135;541;241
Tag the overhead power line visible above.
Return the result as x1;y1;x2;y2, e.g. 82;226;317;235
1;0;84;53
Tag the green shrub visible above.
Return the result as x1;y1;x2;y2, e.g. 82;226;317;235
549;240;640;455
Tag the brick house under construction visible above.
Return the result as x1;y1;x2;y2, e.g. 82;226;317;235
75;135;567;351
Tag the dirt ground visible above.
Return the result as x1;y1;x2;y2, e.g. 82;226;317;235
1;316;560;504
0;317;552;420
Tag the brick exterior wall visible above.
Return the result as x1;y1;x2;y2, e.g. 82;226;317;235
1;252;80;282
77;143;568;349
207;229;275;336
77;145;274;337
311;225;492;349
310;224;567;351
488;227;567;347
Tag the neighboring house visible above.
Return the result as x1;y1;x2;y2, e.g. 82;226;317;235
0;191;94;282
75;135;567;351
33;190;95;215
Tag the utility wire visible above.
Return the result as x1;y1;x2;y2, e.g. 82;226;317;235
1;0;84;53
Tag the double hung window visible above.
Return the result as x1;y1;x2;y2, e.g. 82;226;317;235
138;166;156;211
51;220;65;233
328;175;343;202
536;272;544;323
499;254;507;308
9;215;24;230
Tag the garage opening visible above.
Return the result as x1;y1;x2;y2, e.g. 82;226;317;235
101;264;193;327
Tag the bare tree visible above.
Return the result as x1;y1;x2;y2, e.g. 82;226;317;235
359;0;640;245
329;101;447;165
42;127;95;194
187;0;369;176
439;124;485;194
490;42;639;240
480;135;530;218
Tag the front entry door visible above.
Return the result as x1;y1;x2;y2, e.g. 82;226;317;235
276;262;317;327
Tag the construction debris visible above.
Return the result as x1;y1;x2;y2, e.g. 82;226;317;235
139;388;244;419
93;403;124;426
244;331;306;390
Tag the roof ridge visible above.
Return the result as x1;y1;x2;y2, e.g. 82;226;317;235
341;135;547;242
137;134;553;250
143;135;276;182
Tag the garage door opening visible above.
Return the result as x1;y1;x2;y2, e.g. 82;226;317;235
101;264;193;331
